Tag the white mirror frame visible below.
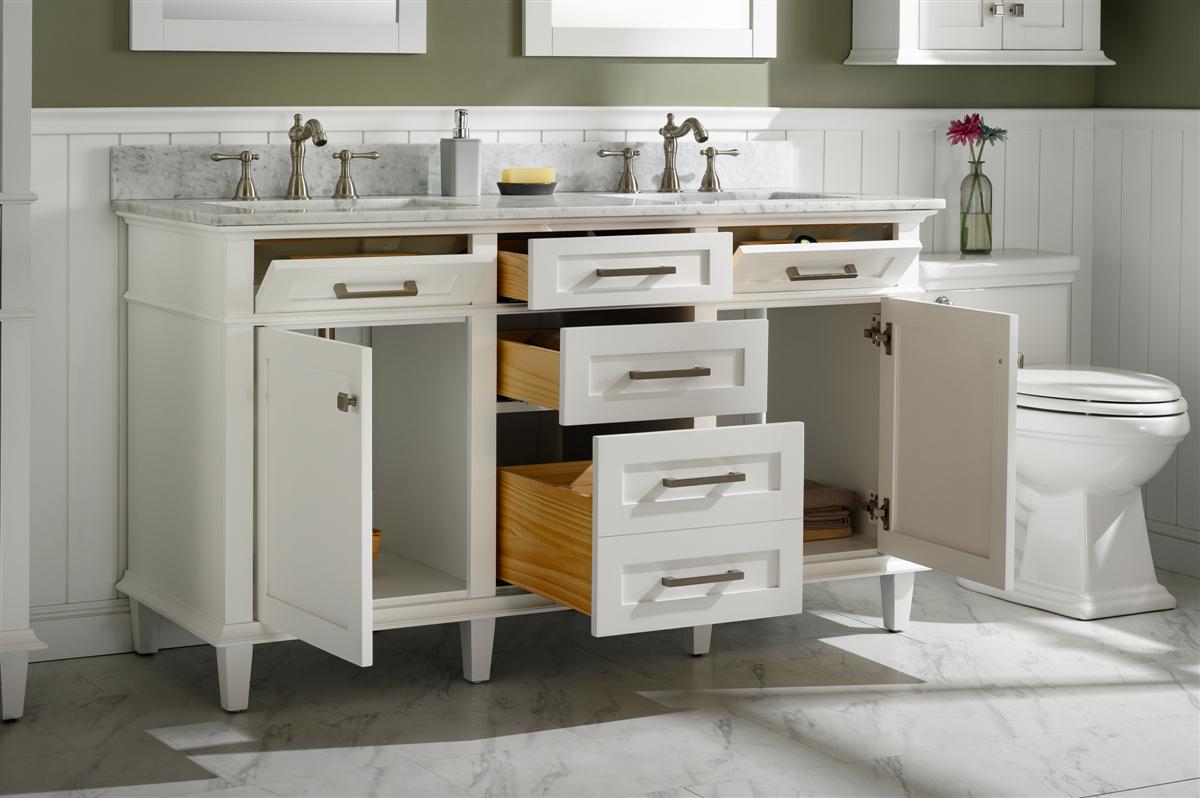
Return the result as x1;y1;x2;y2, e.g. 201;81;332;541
130;0;427;53
523;0;776;58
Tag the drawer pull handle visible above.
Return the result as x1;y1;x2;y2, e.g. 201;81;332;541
628;366;711;381
595;265;677;278
661;569;745;588
336;392;358;412
333;280;418;299
786;264;858;281
662;471;746;488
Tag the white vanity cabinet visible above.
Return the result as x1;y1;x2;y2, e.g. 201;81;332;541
845;0;1113;65
114;205;1023;713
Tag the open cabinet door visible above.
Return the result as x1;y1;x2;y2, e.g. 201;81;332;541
257;329;373;665
877;298;1016;590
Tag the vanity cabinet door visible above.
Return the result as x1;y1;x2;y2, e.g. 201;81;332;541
876;298;1017;589
256;329;373;666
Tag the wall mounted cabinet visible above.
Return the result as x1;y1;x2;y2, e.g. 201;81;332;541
130;0;427;53
524;0;776;58
845;0;1112;65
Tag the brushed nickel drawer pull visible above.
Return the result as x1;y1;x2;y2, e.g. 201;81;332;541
662;471;746;488
333;280;418;299
661;569;745;588
336;392;358;412
786;264;858;281
628;366;711;380
595;265;677;278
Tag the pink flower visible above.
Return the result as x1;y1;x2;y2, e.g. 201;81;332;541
946;113;983;146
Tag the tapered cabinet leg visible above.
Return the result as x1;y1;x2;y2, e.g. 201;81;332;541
0;651;30;720
684;624;713;656
216;644;253;712
460;618;495;683
129;599;161;655
881;572;915;632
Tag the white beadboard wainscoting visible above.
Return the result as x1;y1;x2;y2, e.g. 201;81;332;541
26;106;1198;660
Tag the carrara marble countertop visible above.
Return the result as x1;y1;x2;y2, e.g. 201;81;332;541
111;191;945;228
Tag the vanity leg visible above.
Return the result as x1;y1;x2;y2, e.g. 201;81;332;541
684;624;713;656
216;644;253;712
0;651;29;720
881;572;915;632
129;599;161;655
460;618;495;683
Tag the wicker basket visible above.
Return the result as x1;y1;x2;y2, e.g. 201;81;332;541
372;528;383;561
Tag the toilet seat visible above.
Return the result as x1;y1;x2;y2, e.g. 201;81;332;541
1017;366;1187;418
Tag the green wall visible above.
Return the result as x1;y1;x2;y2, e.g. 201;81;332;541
32;0;1197;110
1094;0;1200;109
33;0;1096;108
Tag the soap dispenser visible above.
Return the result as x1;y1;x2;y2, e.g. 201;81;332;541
440;108;481;197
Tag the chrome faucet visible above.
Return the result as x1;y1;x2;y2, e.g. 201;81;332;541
285;113;328;200
658;113;709;192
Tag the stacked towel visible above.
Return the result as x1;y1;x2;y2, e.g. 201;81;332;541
804;479;858;541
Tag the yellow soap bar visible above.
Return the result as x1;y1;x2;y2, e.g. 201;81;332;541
500;167;556;184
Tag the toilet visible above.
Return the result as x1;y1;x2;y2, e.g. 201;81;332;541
959;365;1190;620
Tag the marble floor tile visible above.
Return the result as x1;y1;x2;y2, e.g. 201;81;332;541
1095;780;1200;797
4;569;1196;797
1006;713;1200;795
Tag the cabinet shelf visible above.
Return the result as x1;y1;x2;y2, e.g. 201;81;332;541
373;549;466;604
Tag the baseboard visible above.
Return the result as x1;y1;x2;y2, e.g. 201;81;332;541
29;599;201;662
1148;521;1200;578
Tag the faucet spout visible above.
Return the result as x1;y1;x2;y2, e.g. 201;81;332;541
286;113;328;200
658;113;709;192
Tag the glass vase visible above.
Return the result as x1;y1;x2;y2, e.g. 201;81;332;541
959;160;993;255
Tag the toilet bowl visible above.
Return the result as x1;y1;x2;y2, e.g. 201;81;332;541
959;365;1190;620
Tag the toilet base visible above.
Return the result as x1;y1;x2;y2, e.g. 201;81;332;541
958;485;1176;620
957;576;1176;620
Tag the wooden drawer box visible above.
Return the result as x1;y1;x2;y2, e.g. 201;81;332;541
732;239;920;293
499;232;733;309
498;423;805;636
497;319;768;425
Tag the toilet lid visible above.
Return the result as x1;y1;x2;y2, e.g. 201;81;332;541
1017;366;1187;417
1017;365;1182;404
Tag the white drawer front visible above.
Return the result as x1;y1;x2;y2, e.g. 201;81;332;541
256;252;492;314
527;232;733;310
733;240;920;293
594;422;804;538
560;319;768;425
592;520;804;636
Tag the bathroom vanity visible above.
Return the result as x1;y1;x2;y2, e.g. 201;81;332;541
112;191;1025;712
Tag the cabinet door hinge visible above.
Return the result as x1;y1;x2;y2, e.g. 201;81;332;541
865;493;891;530
864;316;893;355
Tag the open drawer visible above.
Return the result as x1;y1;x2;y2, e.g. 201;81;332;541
732;239;920;293
498;319;768;425
498;423;805;636
256;236;495;313
499;231;733;310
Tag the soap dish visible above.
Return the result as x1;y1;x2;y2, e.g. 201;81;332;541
498;181;557;196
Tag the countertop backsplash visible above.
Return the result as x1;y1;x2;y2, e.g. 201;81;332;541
110;140;793;201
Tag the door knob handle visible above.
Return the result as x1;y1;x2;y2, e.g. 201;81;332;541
336;392;358;412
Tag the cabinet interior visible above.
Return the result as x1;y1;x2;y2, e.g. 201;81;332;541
322;322;471;603
754;302;883;556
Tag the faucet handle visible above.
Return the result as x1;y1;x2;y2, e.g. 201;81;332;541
333;149;381;162
210;151;259;201
597;147;640;194
331;150;381;200
698;147;739;194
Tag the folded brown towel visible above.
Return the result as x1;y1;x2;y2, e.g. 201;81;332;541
804;480;859;513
